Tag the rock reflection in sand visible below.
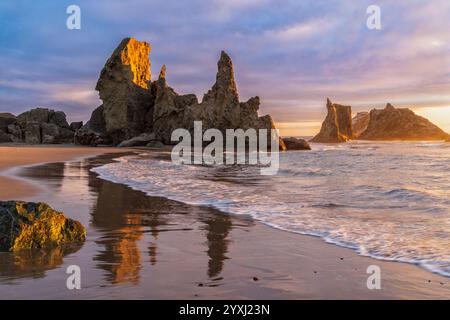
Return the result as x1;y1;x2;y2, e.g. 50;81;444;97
0;244;82;282
6;152;248;288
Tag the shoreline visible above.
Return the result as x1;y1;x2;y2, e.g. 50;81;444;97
0;145;449;299
0;144;134;200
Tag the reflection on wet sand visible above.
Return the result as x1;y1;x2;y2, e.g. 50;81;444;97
0;152;251;287
200;213;232;279
0;244;82;282
85;153;243;285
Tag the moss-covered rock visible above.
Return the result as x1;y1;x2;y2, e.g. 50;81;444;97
0;201;86;251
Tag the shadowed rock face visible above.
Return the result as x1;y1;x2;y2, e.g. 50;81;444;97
358;103;450;141
0;201;86;252
153;52;284;148
0;108;75;144
311;99;353;143
74;105;112;146
352;112;370;138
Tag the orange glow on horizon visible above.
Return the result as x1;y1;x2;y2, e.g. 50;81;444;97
414;106;450;134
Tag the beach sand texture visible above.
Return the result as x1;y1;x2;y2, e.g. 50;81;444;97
0;146;448;299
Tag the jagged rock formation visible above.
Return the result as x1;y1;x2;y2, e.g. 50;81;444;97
352;112;370;138
311;99;353;143
0;201;86;252
358;103;450;141
153;52;284;148
283;137;311;150
78;38;284;150
0;108;75;144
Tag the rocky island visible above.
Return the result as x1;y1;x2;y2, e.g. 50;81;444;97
310;98;353;143
311;100;449;143
358;103;449;141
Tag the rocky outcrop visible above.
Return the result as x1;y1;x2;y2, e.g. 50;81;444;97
283;137;311;150
69;121;83;131
0;130;12;143
0;108;76;144
0;113;16;132
117;132;157;147
352;112;370;138
0;201;86;252
74;105;111;146
358;103;450;141
152;51;283;149
78;38;284;150
311;99;353;143
96;38;154;144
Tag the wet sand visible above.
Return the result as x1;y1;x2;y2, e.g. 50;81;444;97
0;145;132;200
0;146;448;299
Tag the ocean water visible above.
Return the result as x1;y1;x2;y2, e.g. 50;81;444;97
92;141;450;277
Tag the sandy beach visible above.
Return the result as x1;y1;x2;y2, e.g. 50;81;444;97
0;145;448;299
0;145;132;200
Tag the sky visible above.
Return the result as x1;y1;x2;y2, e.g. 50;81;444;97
1;0;450;136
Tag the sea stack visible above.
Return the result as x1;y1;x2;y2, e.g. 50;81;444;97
95;38;154;144
358;103;450;141
311;98;353;143
77;37;285;150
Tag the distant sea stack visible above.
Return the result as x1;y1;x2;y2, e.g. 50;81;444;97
76;37;286;150
358;103;450;141
310;98;353;143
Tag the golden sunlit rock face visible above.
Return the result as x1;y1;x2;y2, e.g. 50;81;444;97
359;103;450;141
119;38;151;89
0;201;86;252
311;98;353;143
95;37;154;143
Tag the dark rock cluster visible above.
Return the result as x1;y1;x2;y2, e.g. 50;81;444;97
0;108;79;144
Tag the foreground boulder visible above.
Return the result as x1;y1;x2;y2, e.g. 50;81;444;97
311;99;353;143
352;112;370;138
0;201;86;252
358;103;450;141
283;137;311;150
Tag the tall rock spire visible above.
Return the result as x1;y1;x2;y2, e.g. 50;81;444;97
95;37;153;143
